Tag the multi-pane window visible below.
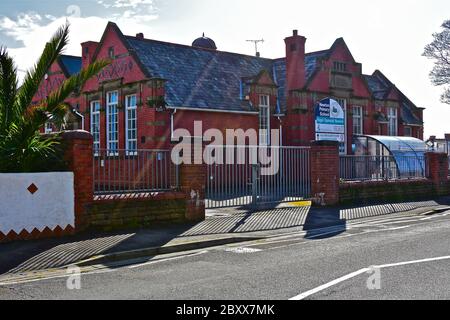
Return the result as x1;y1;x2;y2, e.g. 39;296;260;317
259;95;270;146
333;61;347;72
45;122;53;134
404;126;412;137
106;91;119;154
388;107;398;136
125;94;137;154
90;101;101;153
352;106;363;135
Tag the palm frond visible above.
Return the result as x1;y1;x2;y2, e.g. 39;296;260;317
14;23;69;118
43;59;110;115
0;46;18;133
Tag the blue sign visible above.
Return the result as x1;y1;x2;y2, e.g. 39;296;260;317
315;98;346;153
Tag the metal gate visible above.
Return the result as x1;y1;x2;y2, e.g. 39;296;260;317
206;146;311;209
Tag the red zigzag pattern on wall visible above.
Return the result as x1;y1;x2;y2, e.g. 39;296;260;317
0;225;75;243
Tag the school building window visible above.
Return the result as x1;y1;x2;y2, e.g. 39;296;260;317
125;94;138;154
106;91;119;154
90;100;101;153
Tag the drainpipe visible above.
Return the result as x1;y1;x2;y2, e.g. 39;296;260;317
73;109;85;131
171;108;177;141
277;116;283;147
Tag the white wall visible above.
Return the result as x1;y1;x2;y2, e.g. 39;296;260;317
0;172;75;234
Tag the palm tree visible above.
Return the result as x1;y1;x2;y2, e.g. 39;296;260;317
0;23;109;172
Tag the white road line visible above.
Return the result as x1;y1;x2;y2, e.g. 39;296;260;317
127;251;208;269
289;268;370;300
225;247;262;254
290;255;450;300
385;226;411;231
375;255;450;269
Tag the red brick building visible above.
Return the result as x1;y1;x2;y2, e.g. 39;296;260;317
34;22;424;154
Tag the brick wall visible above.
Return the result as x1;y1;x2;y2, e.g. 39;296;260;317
340;179;435;205
85;192;187;231
426;152;449;195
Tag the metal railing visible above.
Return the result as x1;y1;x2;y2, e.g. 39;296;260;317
340;155;426;182
93;149;177;195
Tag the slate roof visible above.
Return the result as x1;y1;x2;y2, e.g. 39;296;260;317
401;102;423;125
126;34;331;113
126;36;275;112
305;50;329;80
365;72;423;125
364;74;389;100
59;55;82;76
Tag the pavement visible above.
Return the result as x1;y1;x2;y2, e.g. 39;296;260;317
0;197;449;279
1;204;450;299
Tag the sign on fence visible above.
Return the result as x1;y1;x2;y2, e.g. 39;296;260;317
315;98;346;153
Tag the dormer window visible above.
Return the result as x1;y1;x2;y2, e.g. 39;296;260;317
333;61;347;72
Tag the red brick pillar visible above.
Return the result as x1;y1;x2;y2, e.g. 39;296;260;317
426;152;449;196
179;164;206;222
310;140;340;206
173;138;206;222
62;130;93;231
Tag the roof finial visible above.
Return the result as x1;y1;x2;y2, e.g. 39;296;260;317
202;32;205;37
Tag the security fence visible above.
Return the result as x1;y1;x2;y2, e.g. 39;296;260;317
339;155;426;182
93;149;177;195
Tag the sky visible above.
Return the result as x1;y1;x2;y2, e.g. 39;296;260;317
0;0;449;139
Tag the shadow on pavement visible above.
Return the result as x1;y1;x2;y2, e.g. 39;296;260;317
0;224;194;275
1;197;449;275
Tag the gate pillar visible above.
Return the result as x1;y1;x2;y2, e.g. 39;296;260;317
310;141;340;206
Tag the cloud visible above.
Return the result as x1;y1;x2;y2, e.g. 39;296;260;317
98;0;155;9
0;3;158;80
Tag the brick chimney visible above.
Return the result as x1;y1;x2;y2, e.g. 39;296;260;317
284;30;306;91
81;41;99;68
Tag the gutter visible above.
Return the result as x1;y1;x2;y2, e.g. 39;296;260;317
167;106;258;115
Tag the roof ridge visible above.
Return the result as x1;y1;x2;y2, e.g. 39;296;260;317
60;54;82;59
125;35;274;61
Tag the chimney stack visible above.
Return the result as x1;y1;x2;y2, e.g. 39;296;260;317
81;41;99;68
136;33;144;40
284;29;306;91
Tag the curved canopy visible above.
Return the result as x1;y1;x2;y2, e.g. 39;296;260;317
353;135;427;178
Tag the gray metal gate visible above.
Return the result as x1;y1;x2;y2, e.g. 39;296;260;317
206;146;311;209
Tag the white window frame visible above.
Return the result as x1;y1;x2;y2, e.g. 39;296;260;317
125;94;138;156
90;100;101;155
106;91;119;156
44;122;53;134
259;95;270;146
388;107;398;136
352;106;363;135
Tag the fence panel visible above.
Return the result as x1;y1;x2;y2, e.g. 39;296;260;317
340;155;425;182
93;149;177;195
